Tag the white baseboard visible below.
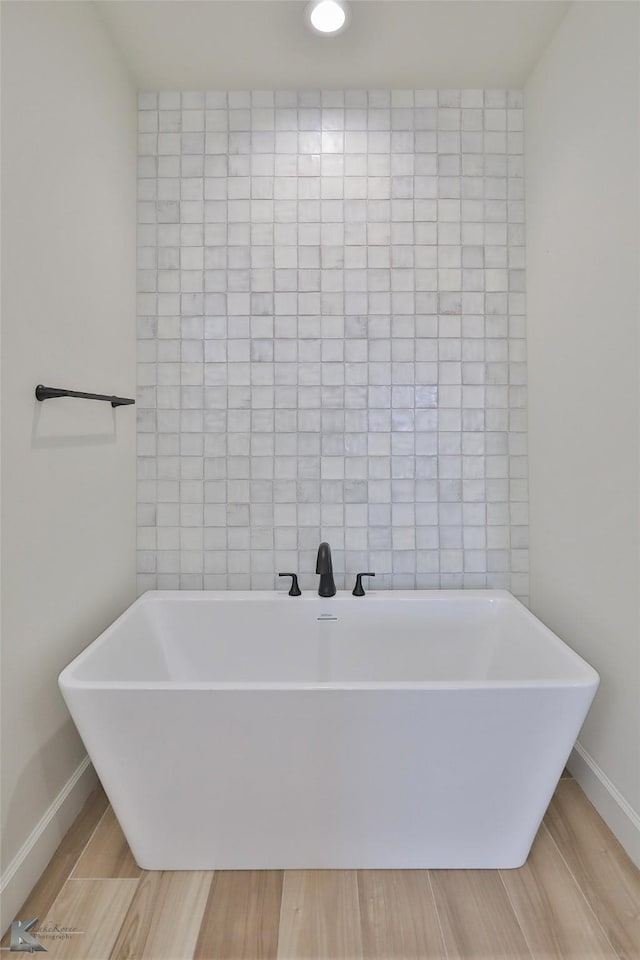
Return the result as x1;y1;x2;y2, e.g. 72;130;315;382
0;756;96;936
568;741;640;869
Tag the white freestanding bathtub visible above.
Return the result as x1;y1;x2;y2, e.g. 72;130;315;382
59;590;598;870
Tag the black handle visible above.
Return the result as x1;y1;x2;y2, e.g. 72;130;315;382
35;385;135;408
352;572;375;597
278;572;301;596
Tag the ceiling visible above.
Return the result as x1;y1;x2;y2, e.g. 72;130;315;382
97;0;570;91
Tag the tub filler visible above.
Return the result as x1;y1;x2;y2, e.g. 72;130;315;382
59;590;598;870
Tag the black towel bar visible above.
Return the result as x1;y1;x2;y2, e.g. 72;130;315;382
35;385;135;408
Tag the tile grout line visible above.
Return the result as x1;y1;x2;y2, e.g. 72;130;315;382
425;869;451;960
540;821;623;960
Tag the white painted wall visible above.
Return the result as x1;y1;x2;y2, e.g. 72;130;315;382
525;1;640;863
0;0;137;929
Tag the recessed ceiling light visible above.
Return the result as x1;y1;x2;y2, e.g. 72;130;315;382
305;0;351;36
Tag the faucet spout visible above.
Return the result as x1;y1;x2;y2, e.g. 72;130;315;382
316;542;336;597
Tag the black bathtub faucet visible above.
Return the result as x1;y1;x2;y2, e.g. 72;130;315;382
316;542;336;597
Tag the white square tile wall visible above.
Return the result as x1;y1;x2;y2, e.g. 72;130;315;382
137;89;528;599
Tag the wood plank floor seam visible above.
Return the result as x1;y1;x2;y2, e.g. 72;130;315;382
67;803;110;877
48;877;140;958
426;870;451;960
540;822;624;960
497;868;538;960
500;823;621;960
546;781;640;960
274;870;287;959
352;868;363;960
0;786;110;951
5;779;640;960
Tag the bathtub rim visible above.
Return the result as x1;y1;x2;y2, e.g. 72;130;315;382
58;589;600;694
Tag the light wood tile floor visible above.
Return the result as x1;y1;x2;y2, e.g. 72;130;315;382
4;772;639;959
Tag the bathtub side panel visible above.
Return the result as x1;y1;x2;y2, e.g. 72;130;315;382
60;685;596;869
